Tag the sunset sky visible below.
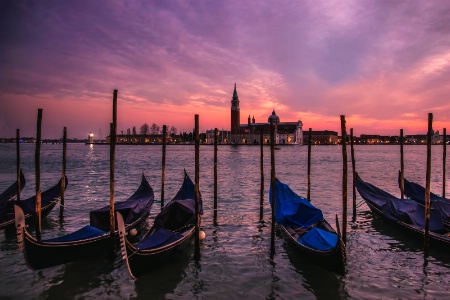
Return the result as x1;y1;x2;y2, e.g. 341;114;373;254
1;0;450;139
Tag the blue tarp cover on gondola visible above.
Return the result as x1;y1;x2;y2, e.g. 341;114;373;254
90;199;150;231
173;177;195;201
90;176;154;231
270;178;323;228
45;225;107;242
172;171;203;214
430;201;450;220
137;228;183;250
381;198;444;231
356;174;445;231
298;227;338;251
401;175;450;220
152;171;199;231
134;171;198;251
154;199;196;230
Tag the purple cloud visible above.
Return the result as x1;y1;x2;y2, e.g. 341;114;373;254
1;0;449;138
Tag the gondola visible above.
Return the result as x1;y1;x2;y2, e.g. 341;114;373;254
118;170;201;278
0;169;26;213
356;173;450;249
0;175;66;230
15;173;154;270
399;171;450;226
270;178;346;275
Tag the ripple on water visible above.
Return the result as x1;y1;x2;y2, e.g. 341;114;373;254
1;144;450;299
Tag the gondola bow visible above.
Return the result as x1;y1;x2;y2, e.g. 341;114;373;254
118;170;201;278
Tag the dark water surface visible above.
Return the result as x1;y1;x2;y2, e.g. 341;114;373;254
0;143;449;299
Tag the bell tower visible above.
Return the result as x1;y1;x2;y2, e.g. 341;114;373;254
231;83;240;134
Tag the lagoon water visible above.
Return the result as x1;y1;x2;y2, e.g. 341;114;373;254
0;143;449;299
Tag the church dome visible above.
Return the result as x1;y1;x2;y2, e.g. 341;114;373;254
268;110;280;124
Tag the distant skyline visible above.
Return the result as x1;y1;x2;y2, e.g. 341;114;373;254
1;0;450;139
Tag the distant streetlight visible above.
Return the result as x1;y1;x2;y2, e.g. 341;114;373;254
88;132;94;144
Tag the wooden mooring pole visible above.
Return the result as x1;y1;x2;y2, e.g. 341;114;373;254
340;115;348;245
161;125;167;209
270;119;276;259
110;89;117;244
194;114;200;261
443;128;447;198
400;129;404;199
350;128;356;221
214;128;218;224
424;113;433;258
35;109;43;240
260;129;264;221
16;129;21;201
112;89;118;127
109;122;116;243
60;127;67;220
307;128;312;200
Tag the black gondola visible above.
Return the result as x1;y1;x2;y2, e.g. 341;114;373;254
0;169;26;213
399;171;450;226
118;170;201;278
15;173;154;270
270;178;346;275
0;174;65;230
356;173;450;249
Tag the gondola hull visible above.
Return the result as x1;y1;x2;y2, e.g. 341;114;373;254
0;169;25;205
15;174;154;270
400;173;450;227
364;198;450;249
1;175;66;230
270;178;346;275
1;200;59;230
279;222;346;275
356;174;450;250
122;227;195;278
118;170;200;279
21;229;112;270
17;213;151;270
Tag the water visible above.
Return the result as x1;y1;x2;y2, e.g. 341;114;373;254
0;143;449;299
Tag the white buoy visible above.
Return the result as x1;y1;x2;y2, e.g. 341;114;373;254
129;228;138;236
199;230;206;241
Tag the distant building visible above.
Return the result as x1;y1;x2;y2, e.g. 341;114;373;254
358;135;397;144
303;130;338;145
405;131;441;144
206;84;304;144
230;83;240;135
106;133;180;144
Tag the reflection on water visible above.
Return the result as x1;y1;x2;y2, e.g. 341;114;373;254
265;260;278;300
0;143;449;299
370;214;450;267
133;249;192;299
40;257;117;299
282;241;348;299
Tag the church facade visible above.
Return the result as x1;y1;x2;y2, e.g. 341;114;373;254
206;84;303;144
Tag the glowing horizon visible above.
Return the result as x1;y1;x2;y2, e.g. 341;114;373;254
1;1;449;139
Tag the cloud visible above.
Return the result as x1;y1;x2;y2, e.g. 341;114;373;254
1;0;450;138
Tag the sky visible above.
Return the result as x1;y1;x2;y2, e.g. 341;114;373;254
1;0;450;139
